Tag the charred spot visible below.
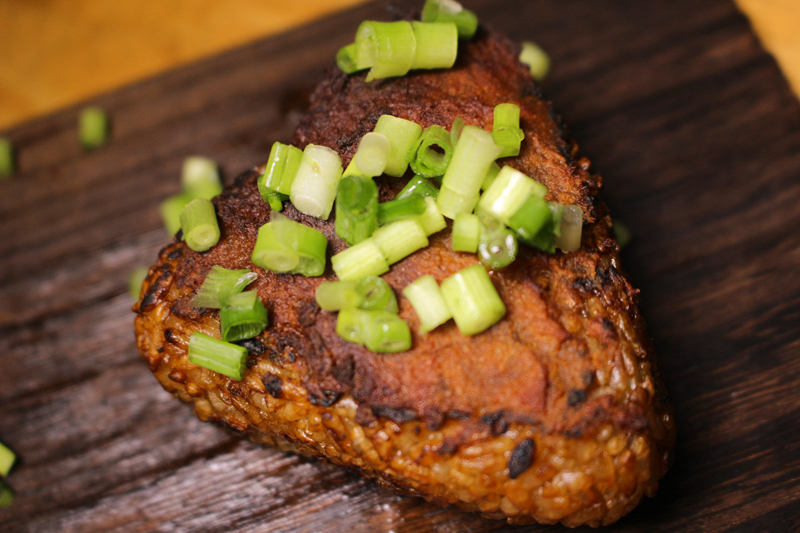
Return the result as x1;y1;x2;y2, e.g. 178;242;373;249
331;353;355;388
228;382;249;398
372;407;417;424
355;404;377;426
437;439;459;456
480;411;508;436
422;408;445;431
508;439;536;479
414;425;421;436
167;247;184;261
171;298;211;320
522;81;544;100
309;390;342;407
164;329;178;344
297;300;320;328
448;410;471;420
262;373;283;398
595;266;610;286
582;370;595;387
572;277;594;293
156;347;163;353
175;229;183;240
140;270;174;311
235;337;266;355
568;389;587;407
602;318;615;332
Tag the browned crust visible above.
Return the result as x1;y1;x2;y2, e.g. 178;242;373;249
133;28;675;527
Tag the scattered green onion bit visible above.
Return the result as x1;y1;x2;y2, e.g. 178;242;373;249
0;478;12;508
263;190;288;211
378;195;427;226
190;265;257;308
492;103;525;158
402;275;452;333
188;332;248;380
450;116;465;147
161;193;192;236
410;21;458;70
613;220;632;249
396;176;440;201
421;0;479;40
482;161;501;191
252;212;328;277
356;20;417;81
356;276;398;313
452;212;480;253
180;198;220;252
335;175;379;245
260;142;303;197
0;137;14;178
507;194;552;246
79;106;108;150
437;125;502;219
0;441;16;477
478;165;547;225
478;223;518;270
336;308;411;353
220;290;269;342
332;238;389;281
408;125;453;178
520;41;551;81
337;43;361;74
519;202;562;253
316;280;362;311
372;218;429;265
416;196;447;236
440;264;506;336
555;205;583;252
373;115;423;177
290;144;343;220
128;266;149;300
344;131;391;179
182;156;222;200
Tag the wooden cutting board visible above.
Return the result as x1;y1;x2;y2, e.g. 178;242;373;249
2;0;799;531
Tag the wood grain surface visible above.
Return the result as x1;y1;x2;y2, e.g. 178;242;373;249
2;0;800;531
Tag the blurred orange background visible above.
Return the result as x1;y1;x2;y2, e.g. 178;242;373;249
0;0;797;132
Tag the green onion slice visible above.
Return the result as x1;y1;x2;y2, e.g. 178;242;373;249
332;238;390;281
0;441;16;477
482;161;501;191
260;142;303;196
613;220;632;249
317;277;398;313
79;106;108;150
341;132;391;180
416;196;447;236
263;189;288;211
0;137;14;178
555;205;583;252
410;21;458;70
373;115;423;177
337;43;361;74
220;290;269;342
396;176;440;201
516;202;563;253
188;332;248;380
128;266;149;300
180;198;221;252
356;20;417;81
378;195;427;226
252;212;328;276
0;478;12;508
182;156;222;200
408;125;453;178
402;275;452;333
161;193;192;236
440;264;506;336
191;265;257;308
335;175;379;246
478;223;518;270
452;212;480;253
478;165;547;225
520;41;551;80
492;103;525;158
421;0;479;40
372;218;429;265
336;309;412;353
316;280;362;311
356;276;398;313
290;144;343;220
450;116;465;147
507;194;552;246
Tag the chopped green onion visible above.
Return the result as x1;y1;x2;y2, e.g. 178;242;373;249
0;478;12;508
520;202;563;253
478;223;518;270
290;144;343;219
316;281;362;311
191;265;257;308
378;195;426;226
335;175;379;245
410;21;458;70
372;218;429;264
396;176;440;201
373;115;423;177
263;189;287;211
478;165;546;225
251;212;328;276
520;41;551;80
492;103;524;158
332;238;389;280
337;43;361;74
613;220;632;249
452;212;480;252
482;161;501;191
0;441;16;477
437;125;502;219
555;205;583;252
337;309;411;353
336;307;365;343
188;332;248;380
0;137;14;178
344;132;391;178
356;21;417;81
402;275;452;333
416;196;447;235
182;156;222;200
180;198;221;252
161;193;192;236
421;0;478;40
507;194;552;245
220;290;269;342
440;264;506;336
356;276;398;313
128;266;149;300
409;125;453;178
450;116;465;147
260;142;303;196
79;106;108;150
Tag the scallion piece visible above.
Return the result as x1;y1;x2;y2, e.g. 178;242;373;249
408;125;453;178
421;0;478;40
344;132;391;178
79;106;108;150
263;189;287;211
450;116;465;147
337;43;361;74
182;156;222;200
331;238;389;280
507;194;551;245
161;193;192;236
261;142;303;196
482;161;501;191
128;266;149;300
440;264;506;336
0;441;16;477
416;196;447;236
356;21;417;82
180;198;220;252
290;144;343;219
373;115;423;177
402;275;452;333
410;21;458;70
372;218;429;265
356;276;398;313
520;41;551;80
220;290;269;342
316;281;361;311
613;220;632;249
378;195;426;226
188;332;248;380
396;176;440;201
492;103;525;158
478;165;547;225
335;175;379;245
519;202;563;253
0;137;14;178
190;265;257;308
478;223;518;270
452;212;480;253
437;125;502;219
336;307;365;343
555;205;583;252
252;212;328;276
0;479;12;508
336;309;411;353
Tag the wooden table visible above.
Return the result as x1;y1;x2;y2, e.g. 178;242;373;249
1;0;799;531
